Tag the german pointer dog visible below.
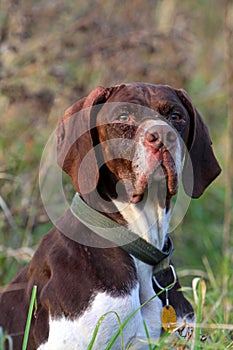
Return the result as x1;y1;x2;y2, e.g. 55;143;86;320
0;83;221;349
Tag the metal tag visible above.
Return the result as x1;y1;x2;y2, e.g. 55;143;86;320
161;305;177;332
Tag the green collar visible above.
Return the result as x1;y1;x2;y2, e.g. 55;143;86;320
71;193;173;274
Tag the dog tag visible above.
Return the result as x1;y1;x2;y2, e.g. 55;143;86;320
161;305;177;331
161;288;177;332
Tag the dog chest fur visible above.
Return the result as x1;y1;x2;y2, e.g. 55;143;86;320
37;287;162;350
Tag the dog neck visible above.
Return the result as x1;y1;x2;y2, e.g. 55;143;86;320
82;182;170;251
111;184;171;307
112;185;171;251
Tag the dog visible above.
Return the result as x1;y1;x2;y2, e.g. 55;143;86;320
0;83;221;349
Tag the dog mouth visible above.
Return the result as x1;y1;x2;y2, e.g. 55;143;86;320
130;150;178;204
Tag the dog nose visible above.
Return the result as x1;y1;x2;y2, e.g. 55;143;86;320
145;125;176;149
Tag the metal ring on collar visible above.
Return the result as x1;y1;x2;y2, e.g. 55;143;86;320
153;264;177;291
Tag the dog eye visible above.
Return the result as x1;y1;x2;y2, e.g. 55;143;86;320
117;114;130;122
170;113;182;121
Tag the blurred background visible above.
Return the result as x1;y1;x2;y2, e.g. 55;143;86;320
0;0;231;294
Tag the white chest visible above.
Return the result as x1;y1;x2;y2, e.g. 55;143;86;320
37;284;162;350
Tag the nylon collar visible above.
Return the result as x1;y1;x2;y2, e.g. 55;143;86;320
71;193;173;274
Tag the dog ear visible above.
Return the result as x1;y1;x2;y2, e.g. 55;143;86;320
175;88;221;198
57;86;114;194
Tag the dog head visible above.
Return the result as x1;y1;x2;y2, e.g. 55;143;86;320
57;83;221;205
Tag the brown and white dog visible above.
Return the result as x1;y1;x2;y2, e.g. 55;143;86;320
0;83;221;349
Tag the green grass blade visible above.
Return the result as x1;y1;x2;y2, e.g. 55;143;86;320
22;285;37;350
143;320;153;350
105;288;166;350
87;311;123;350
192;278;206;350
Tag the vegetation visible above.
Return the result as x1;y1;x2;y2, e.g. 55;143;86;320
0;0;232;348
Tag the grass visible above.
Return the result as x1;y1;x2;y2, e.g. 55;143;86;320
0;285;37;350
85;286;184;350
22;285;37;350
84;269;233;349
84;252;233;350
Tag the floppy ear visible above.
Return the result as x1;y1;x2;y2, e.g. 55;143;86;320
175;88;221;198
56;86;113;194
